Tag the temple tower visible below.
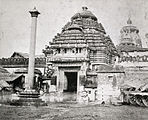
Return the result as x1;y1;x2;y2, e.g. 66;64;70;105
116;18;148;88
117;18;142;51
43;7;118;102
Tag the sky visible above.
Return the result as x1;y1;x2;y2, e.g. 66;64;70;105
0;0;148;58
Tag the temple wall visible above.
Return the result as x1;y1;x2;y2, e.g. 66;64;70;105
4;68;44;74
123;70;148;87
93;72;124;103
76;71;125;103
97;73;125;87
116;50;148;87
50;62;88;89
44;61;90;102
90;50;107;64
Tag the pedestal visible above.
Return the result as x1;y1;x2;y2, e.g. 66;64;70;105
10;90;47;106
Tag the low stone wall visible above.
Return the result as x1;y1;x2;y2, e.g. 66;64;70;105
0;91;13;104
39;84;122;105
77;91;89;104
40;91;63;103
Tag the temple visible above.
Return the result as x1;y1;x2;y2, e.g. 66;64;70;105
43;7;124;102
1;7;148;105
116;18;148;86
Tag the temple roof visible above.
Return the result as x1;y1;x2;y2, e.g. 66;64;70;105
87;64;124;74
0;67;23;83
71;7;97;21
14;68;42;74
0;66;9;73
0;80;10;88
118;18;143;51
11;52;45;58
117;45;148;52
44;7;118;58
0;74;23;82
11;52;29;58
120;18;140;35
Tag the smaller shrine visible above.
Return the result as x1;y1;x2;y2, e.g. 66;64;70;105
116;18;148;87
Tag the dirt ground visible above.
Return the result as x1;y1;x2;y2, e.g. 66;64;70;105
0;103;148;120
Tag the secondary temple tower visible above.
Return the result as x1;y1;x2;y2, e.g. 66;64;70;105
116;18;148;86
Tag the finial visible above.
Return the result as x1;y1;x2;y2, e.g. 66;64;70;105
127;11;132;25
33;6;36;10
127;18;132;25
82;7;88;11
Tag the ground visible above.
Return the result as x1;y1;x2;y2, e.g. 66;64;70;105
0;103;148;120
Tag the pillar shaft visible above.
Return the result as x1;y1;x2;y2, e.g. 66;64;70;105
25;8;40;90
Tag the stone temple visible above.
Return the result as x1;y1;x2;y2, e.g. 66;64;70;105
116;18;148;87
1;7;148;105
43;7;125;103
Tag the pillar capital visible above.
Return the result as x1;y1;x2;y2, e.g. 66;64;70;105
29;7;40;17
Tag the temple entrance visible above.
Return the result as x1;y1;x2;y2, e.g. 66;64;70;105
63;72;77;101
64;72;77;92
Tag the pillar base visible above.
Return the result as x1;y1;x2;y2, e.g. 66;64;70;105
10;90;47;106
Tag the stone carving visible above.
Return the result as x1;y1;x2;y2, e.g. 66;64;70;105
119;55;148;62
0;58;46;66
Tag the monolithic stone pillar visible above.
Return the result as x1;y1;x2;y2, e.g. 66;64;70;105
25;7;40;90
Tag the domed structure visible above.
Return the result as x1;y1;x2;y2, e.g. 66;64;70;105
71;7;97;21
45;7;117;64
118;18;142;51
43;7;123;103
116;18;148;98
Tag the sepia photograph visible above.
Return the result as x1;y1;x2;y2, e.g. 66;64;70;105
0;0;148;119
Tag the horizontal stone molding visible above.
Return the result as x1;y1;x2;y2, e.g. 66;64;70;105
0;58;46;68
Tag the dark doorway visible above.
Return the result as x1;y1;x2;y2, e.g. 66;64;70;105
64;72;77;92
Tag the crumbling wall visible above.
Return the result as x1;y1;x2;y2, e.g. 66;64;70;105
95;73;125;104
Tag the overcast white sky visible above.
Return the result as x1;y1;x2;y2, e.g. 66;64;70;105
0;0;148;58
